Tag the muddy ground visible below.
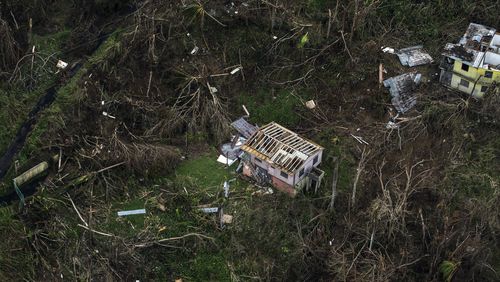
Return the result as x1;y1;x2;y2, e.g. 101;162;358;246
0;1;499;281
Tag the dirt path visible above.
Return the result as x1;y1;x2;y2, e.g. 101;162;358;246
0;86;58;181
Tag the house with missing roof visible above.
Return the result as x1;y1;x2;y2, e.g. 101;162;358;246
240;122;324;196
439;23;500;97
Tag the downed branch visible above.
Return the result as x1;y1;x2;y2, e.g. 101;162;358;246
110;130;180;173
352;147;369;205
167;71;231;142
67;193;88;227
78;224;115;237
133;233;215;248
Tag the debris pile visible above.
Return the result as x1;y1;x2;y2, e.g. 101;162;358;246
381;44;429;114
383;73;421;113
231;117;257;139
381;45;433;67
396;45;433;67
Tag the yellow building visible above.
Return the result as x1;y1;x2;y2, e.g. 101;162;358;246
440;23;500;98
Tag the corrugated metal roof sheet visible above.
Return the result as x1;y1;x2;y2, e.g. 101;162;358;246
383;73;421;113
231;117;258;138
397;45;433;67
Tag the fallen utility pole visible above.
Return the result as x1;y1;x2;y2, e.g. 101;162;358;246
11;154;58;207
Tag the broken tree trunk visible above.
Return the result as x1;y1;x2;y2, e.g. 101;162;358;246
64;162;125;189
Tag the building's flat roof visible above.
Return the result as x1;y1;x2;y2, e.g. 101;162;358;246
241;122;323;174
442;43;485;67
442;23;500;70
459;23;496;48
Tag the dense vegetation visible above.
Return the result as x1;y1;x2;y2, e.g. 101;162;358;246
0;0;499;281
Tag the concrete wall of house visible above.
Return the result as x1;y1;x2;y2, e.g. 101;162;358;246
452;60;500;82
271;176;297;196
247;149;324;188
251;154;269;170
443;57;500;98
267;164;295;186
450;73;492;97
293;150;323;185
249;153;294;185
243;163;252;178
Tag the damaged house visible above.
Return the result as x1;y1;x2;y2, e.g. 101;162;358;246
440;23;500;97
240;122;324;196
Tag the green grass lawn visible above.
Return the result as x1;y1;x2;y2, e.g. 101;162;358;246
175;151;245;193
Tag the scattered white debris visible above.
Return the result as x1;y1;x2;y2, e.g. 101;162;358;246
117;209;146;216
190;46;199;55
305;100;316;109
200;207;219;213
217;155;236;166
386;121;399;129
230;66;242;75
207;82;218;94
242;105;250;117
102;112;116;119
273;35;278;40
158;203;166;212
381;46;395;54
224;181;229;198
235;136;245;147
252;187;274;196
56;60;68;70
222;214;233;224
186;33;191;37
379;63;384;84
101;101;105;105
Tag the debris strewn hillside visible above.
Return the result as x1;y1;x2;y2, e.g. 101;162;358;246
0;1;499;281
